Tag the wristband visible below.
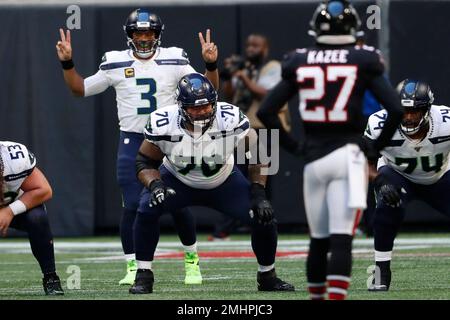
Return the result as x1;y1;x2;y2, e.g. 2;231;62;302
205;61;218;71
8;200;27;216
61;59;74;70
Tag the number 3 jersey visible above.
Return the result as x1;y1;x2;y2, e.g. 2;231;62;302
1;141;36;205
365;105;450;185
83;47;196;133
144;102;250;189
281;44;385;162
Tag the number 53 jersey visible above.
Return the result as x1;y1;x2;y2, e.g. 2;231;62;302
144;102;250;189
1;141;36;205
365;105;450;185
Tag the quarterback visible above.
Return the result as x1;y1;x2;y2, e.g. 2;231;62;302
129;73;294;294
365;79;450;291
55;9;219;285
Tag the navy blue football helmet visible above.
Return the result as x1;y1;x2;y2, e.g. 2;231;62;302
123;9;164;58
396;79;434;135
176;73;218;128
309;0;361;44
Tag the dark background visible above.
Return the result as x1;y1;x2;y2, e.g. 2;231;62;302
1;0;449;236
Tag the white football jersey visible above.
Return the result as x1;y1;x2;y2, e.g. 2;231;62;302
83;47;197;133
365;105;450;185
144;102;250;189
1;141;36;205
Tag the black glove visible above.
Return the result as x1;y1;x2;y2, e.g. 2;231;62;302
250;183;274;225
148;179;176;208
357;137;380;163
373;175;402;208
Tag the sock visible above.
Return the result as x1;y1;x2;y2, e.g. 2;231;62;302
327;234;353;300
183;242;198;253
134;212;160;262
172;209;197;246
120;208;137;255
258;264;275;273
137;260;152;270
251;222;277;266
375;250;392;262
125;253;136;262
306;237;329;300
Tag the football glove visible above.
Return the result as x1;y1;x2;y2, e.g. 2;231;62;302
148;179;176;208
373;175;403;208
250;183;274;225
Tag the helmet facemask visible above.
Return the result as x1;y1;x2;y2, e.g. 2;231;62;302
126;29;161;59
180;101;217;130
400;105;430;136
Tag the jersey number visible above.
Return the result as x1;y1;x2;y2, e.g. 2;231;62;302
395;153;444;174
297;65;357;122
136;78;157;115
178;157;223;177
7;144;25;160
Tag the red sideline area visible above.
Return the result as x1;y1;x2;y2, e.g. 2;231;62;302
156;251;307;259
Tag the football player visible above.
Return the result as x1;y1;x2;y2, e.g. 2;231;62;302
55;9;219;285
257;0;403;300
365;79;450;291
129;73;294;294
0;141;64;296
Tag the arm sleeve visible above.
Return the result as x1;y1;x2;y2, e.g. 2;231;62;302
257;78;299;153
368;75;404;151
257;62;282;90
83;70;111;97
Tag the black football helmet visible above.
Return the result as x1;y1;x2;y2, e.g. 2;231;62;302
396;79;434;135
309;0;361;45
123;9;164;58
176;73;218;128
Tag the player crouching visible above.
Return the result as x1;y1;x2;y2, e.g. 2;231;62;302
129;73;294;294
0;141;64;296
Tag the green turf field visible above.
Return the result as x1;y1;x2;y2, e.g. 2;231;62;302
1;233;450;300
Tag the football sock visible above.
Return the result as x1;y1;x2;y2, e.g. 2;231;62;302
307;237;329;300
172;209;197;246
373;206;405;252
251;222;277;266
137;261;152;270
183;242;198;253
120;208;137;255
134;212;159;262
327;234;352;300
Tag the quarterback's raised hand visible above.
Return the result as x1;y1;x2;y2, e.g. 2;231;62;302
56;28;72;61
249;183;274;225
148;179;176;207
198;29;218;63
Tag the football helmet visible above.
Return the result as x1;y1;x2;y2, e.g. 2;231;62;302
176;73;217;128
309;0;361;45
123;9;164;58
396;79;434;135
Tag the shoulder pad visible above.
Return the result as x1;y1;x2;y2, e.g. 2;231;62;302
144;105;183;142
216;103;250;132
1;142;36;180
99;50;134;71
281;49;306;80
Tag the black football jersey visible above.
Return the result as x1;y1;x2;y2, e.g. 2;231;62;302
282;44;385;162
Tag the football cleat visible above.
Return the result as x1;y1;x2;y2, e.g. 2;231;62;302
119;259;138;285
184;252;202;285
43;274;64;296
257;268;295;292
368;264;391;292
129;269;154;294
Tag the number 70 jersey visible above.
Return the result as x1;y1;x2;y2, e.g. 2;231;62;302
144;102;250;189
365;105;450;185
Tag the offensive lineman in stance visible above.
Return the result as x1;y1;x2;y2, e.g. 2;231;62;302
130;73;294;294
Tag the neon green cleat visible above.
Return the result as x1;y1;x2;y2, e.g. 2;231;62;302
119;259;137;285
184;252;202;285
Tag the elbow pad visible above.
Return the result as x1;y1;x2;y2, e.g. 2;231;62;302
136;152;162;175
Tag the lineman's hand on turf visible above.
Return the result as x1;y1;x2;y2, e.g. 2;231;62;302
250;183;274;225
148;179;176;207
